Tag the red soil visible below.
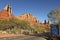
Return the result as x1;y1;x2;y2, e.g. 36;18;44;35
0;34;25;38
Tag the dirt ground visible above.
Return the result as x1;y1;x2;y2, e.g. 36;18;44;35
0;34;25;38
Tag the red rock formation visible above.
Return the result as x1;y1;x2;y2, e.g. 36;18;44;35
0;5;14;19
0;5;50;28
16;13;50;28
16;13;41;27
43;20;50;28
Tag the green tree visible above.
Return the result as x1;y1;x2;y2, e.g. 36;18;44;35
47;8;60;24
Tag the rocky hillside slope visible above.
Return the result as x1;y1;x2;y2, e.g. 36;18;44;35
0;5;50;28
16;13;45;27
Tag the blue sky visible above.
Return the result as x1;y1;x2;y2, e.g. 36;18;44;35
0;0;60;23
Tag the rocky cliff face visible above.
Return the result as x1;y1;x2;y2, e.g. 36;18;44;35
16;13;50;28
0;5;50;28
16;13;41;27
0;5;14;19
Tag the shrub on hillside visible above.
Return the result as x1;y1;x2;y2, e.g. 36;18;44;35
0;18;32;34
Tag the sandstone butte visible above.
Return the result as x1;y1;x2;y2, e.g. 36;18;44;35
0;5;50;28
0;5;14;19
16;13;50;28
0;5;50;37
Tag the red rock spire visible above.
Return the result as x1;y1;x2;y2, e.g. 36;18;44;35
4;4;12;14
44;20;46;24
0;4;14;19
47;20;49;24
